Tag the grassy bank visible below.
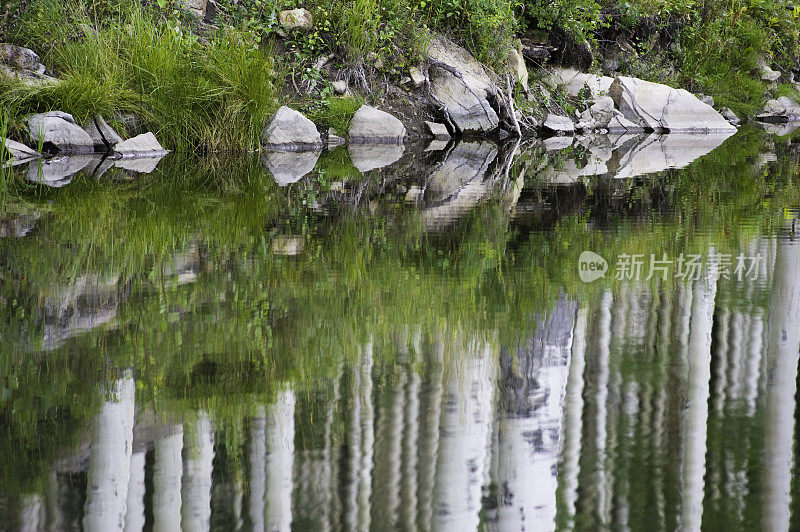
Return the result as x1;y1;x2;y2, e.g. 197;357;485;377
2;0;799;152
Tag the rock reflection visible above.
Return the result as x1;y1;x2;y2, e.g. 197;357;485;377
348;143;404;173
262;149;321;186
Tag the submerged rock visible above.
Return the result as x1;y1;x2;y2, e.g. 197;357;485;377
427;35;499;134
756;97;800;123
348;105;406;144
609;76;737;133
26;112;94;154
348;143;404;172
262;106;322;151
114;132;169;158
262;149;321;185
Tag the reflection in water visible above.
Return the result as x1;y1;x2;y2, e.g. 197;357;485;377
2;128;800;530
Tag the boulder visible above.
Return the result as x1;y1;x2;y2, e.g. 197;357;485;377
720;107;740;126
543;114;574;135
577;96;615;129
426;35;500;134
279;8;313;31
508;46;528;92
347;143;404;173
2;138;40;163
756;97;800;123
609;76;737;133
261;106;322;150
262;149;321;186
348;105;406;144
425;121;451;141
114;132;168;158
26;112;94;154
84;115;123;150
546;68;614;101
0;43;40;71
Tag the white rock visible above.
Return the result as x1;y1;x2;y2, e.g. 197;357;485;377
84;115;123;149
409;66;426;88
546;68;614;101
261;106;322;150
427;35;499;134
26;112;94;154
756;97;800;123
348;105;406;144
508;47;528;92
326;127;346;148
279;8;313;30
609;76;737;133
759;60;781;82
332;80;347;95
425;121;451;140
3;138;40;162
543;114;574;134
114;132;169;158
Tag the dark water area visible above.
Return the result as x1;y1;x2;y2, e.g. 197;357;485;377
1;126;799;530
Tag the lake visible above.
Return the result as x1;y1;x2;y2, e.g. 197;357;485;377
0;126;798;530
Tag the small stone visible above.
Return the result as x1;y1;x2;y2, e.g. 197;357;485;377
279;8;313;31
759;60;781;82
272;235;305;256
424;121;451;141
2;138;40;162
409;67;425;88
114;132;169;158
332;80;347;95
720;107;740;126
375;58;384;70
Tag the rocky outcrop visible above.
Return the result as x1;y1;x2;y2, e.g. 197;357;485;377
113;132;169;158
609;77;737;133
279;8;313;30
348;105;406;144
426;35;500;134
84;115;123;150
756;97;800;123
262;149;321;186
261;106;322;151
26;112;94;154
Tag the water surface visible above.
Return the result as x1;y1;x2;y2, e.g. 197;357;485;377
1;127;799;530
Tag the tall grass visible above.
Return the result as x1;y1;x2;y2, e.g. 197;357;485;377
2;0;279;153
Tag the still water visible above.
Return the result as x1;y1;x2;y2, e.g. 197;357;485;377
1;127;799;530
